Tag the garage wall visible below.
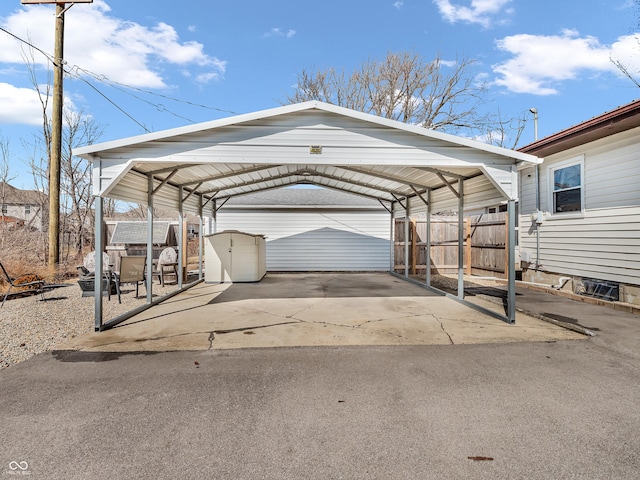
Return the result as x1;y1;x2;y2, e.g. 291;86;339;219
216;209;390;271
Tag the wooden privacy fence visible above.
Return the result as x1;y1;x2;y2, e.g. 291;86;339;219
394;212;509;278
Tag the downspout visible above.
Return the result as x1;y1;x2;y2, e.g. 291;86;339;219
531;107;541;271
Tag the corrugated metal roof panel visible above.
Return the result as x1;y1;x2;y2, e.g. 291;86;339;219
223;187;382;208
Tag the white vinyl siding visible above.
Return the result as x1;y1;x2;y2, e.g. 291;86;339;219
519;126;640;286
216;209;390;271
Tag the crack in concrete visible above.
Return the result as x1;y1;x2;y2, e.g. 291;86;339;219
208;331;215;349
433;315;454;344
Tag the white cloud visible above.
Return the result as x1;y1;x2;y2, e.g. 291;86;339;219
432;0;513;28
492;30;640;95
0;0;226;88
0;83;44;125
393;2;404;9
263;28;296;39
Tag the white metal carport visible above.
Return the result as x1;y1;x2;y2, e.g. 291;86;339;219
74;101;540;331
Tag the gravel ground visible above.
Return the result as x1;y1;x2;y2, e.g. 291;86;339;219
0;281;181;369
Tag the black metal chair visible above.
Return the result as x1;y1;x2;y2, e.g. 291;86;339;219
76;251;118;301
0;261;46;308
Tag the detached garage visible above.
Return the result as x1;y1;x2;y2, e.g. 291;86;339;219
216;188;389;272
74;101;541;330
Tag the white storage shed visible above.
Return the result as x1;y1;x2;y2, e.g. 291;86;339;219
205;230;266;283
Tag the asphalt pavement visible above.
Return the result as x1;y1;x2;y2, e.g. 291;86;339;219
1;284;639;479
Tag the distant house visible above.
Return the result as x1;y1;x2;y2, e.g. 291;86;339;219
0;182;47;231
518;99;640;304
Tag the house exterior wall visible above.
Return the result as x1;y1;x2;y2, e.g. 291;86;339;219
0;200;45;231
216;208;390;271
519;126;640;288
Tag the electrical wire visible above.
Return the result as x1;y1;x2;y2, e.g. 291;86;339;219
73;66;239;116
0;26;238;132
0;26;53;63
70;73;151;133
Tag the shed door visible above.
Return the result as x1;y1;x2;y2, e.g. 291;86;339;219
217;210;390;271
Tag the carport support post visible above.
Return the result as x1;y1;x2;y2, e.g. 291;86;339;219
178;186;184;288
457;179;464;300
94;196;104;331
389;202;394;272
146;175;154;304
426;189;431;288
404;197;409;278
507;198;516;323
198;194;204;280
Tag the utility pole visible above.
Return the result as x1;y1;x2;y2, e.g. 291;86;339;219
20;0;94;268
48;2;65;269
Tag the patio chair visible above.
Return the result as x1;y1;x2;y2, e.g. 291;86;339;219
153;247;178;287
113;256;146;304
1;261;46;308
77;251;118;300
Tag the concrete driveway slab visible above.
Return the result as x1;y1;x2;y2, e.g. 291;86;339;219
60;274;584;352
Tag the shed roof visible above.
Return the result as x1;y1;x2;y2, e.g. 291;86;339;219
75;101;540;215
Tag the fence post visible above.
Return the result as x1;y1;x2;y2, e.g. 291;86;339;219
465;217;471;275
411;219;417;275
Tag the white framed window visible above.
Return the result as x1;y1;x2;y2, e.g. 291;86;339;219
1;204;6;215
548;156;584;215
25;205;31;215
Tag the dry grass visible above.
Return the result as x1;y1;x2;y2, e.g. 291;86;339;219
0;229;84;294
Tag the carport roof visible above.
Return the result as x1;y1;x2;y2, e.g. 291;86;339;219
75;101;540;215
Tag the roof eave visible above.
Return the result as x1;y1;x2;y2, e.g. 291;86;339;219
519;98;640;157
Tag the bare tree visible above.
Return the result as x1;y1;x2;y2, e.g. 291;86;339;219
22;44;106;262
60;108;104;259
283;51;516;139
476;109;528;149
0;134;16;241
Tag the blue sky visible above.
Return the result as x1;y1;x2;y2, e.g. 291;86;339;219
1;0;639;188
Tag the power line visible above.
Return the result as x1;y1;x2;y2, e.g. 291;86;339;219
68;67;196;124
0;26;239;131
0;26;53;63
71;73;151;133
73;66;240;116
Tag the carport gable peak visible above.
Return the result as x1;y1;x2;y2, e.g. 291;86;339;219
77;101;538;210
76;101;538;163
